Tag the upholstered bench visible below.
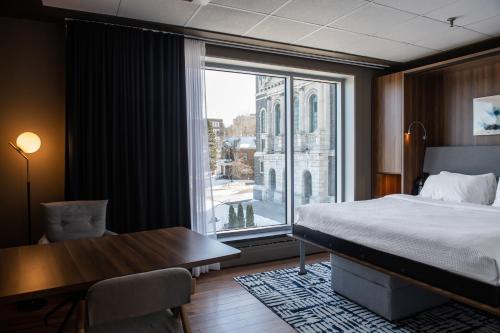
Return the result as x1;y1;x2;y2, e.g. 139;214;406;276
331;254;448;321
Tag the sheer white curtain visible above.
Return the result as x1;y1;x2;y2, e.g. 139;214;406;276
185;38;219;277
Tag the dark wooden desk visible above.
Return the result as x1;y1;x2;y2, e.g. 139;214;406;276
0;227;240;304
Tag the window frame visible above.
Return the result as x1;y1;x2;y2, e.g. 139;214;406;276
204;62;345;239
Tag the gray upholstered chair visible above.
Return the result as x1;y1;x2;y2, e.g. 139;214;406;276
39;200;117;329
86;268;192;333
38;200;116;244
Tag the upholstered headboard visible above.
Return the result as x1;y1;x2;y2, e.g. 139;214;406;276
423;146;500;177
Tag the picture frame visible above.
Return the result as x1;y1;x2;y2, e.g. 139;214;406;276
473;95;500;136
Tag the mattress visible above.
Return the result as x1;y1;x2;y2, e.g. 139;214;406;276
295;194;500;285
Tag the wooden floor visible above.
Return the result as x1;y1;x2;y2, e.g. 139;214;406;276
0;253;328;333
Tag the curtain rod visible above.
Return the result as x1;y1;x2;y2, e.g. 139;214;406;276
65;17;390;70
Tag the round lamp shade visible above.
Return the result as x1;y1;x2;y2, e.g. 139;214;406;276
16;132;41;154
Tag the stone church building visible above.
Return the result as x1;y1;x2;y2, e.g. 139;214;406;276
253;76;336;205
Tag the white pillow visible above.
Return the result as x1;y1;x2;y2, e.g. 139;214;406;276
420;171;497;205
493;182;500;207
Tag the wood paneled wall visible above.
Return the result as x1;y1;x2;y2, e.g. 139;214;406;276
441;55;500;146
373;53;500;196
373;72;403;174
403;72;443;193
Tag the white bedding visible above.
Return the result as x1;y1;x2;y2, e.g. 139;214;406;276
295;194;500;285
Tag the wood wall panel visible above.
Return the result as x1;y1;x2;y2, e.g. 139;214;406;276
373;53;500;197
441;55;500;146
402;54;500;193
403;72;443;193
373;72;403;174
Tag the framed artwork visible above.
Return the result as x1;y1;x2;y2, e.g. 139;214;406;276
473;95;500;136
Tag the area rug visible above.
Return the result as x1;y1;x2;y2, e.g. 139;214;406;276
234;262;500;333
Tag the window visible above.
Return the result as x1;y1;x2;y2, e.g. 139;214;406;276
275;104;281;135
294;97;300;131
260;109;267;133
294;80;337;205
206;70;286;232
309;94;318;132
205;66;341;235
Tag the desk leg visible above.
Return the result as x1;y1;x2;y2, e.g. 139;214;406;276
191;278;196;295
299;240;307;275
76;300;85;333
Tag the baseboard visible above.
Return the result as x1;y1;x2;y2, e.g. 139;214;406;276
221;235;324;268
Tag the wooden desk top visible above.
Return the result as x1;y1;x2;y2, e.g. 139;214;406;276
0;227;240;304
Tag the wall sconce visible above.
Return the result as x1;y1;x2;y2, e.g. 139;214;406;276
9;132;42;245
405;121;427;141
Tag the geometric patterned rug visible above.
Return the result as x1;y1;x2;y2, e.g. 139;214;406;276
234;262;500;333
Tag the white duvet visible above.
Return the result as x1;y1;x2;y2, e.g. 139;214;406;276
295;194;500;285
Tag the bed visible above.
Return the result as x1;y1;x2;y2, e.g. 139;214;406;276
293;146;500;314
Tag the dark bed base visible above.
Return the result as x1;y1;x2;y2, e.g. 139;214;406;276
293;224;500;307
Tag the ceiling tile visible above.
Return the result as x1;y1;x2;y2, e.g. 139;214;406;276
209;0;289;14
382;44;438;62
330;3;416;36
118;0;199;26
379;16;452;43
425;0;500;26
466;15;500;36
246;17;319;44
297;27;365;52
373;0;457;15
42;0;120;15
415;27;489;51
274;0;368;26
187;4;266;35
339;35;407;58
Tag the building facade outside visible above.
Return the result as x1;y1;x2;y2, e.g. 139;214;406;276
254;76;337;206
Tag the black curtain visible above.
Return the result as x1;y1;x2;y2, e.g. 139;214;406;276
65;21;191;233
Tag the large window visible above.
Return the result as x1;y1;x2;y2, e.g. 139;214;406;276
205;67;340;234
206;70;286;232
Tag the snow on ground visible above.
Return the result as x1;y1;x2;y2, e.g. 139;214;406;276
209;179;285;231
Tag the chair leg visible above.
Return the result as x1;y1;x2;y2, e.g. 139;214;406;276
180;305;192;333
44;295;75;325
58;296;80;333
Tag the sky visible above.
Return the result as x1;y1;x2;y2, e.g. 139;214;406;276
205;70;256;126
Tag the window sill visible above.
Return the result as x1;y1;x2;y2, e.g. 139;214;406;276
217;225;292;243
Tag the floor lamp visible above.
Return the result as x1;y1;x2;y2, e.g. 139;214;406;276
9;132;47;311
9;132;41;245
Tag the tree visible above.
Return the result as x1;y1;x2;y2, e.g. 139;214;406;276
228;205;237;228
231;157;253;180
246;204;254;227
237;203;245;228
207;120;217;172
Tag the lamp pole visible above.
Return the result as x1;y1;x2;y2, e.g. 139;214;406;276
9;142;33;244
9;133;47;311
